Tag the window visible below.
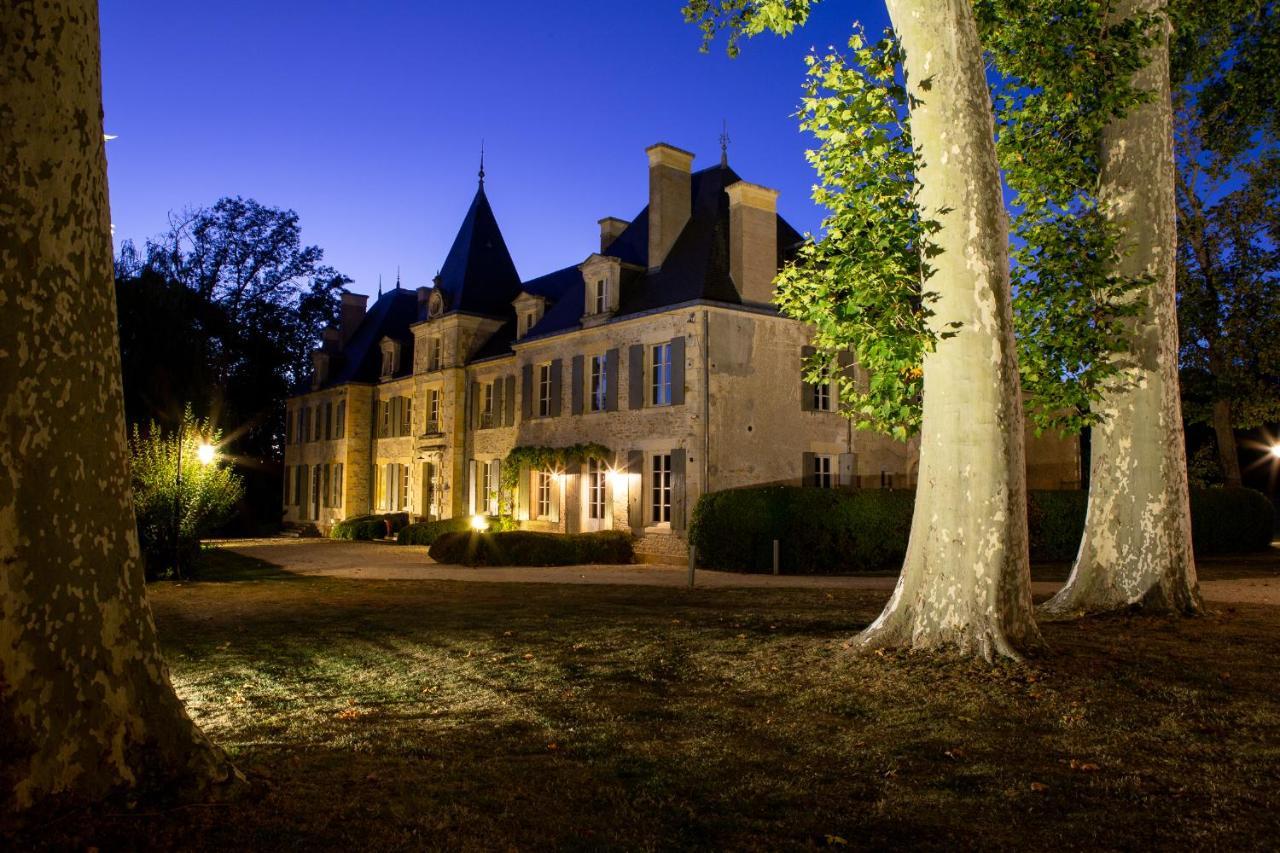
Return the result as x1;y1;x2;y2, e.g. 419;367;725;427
521;311;537;337
589;354;607;412
538;363;552;417
334;463;344;507
381;348;395;377
428;337;442;371
427;389;441;433
400;397;412;436
813;455;834;489
283;466;291;505
424;461;438;517
651;343;672;406
285;411;294;445
324;401;333;440
813;378;832;412
313;404;324;441
484;460;501;515
400;464;410;511
593;279;607;314
481;382;495;428
379;401;391;438
322;464;331;507
535;471;553;519
336;400;346;439
293;466;304;506
587;459;606;520
651;454;672;524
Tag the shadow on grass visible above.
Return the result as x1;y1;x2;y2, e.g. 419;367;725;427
179;546;306;584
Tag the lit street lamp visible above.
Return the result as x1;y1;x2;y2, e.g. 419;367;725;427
173;429;217;580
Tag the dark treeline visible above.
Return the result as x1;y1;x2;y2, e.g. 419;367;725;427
114;196;349;533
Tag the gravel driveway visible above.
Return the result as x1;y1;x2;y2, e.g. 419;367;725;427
210;538;1280;605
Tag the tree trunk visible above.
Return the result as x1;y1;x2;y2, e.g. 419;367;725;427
1040;0;1202;619
0;0;239;809
1211;397;1243;487
855;0;1041;661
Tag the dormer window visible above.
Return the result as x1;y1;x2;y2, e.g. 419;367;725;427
512;292;547;341
379;338;401;379
593;279;608;315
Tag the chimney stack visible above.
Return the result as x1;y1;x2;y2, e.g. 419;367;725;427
321;326;342;353
339;291;368;344
726;181;780;305
417;286;431;320
645;143;694;270
598;217;630;253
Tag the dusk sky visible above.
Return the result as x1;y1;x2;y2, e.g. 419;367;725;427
101;1;889;298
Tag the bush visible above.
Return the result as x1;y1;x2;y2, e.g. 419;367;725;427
690;485;1275;574
1190;487;1275;554
129;410;244;580
396;516;473;545
428;530;633;567
331;512;409;541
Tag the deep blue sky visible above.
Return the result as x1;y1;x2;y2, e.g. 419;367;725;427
101;1;889;297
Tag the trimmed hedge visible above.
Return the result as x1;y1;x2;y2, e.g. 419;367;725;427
690;486;1275;574
396;516;473;546
330;512;409;541
428;530;634;567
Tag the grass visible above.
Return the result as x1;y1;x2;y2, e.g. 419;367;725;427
11;548;1280;851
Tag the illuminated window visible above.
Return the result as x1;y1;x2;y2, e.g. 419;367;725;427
427;389;441;433
535;471;552;519
651;453;671;524
428;337;442;371
587;459;606;520
481;382;495;428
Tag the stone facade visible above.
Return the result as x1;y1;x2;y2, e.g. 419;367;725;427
282;141;1080;555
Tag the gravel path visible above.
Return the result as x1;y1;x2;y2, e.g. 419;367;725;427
211;538;1280;606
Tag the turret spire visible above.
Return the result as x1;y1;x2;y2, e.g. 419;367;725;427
720;119;731;167
478;139;485;186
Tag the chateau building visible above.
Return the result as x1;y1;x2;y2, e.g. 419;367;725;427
282;142;1078;559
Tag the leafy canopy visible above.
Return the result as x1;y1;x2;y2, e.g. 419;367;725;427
687;0;1161;436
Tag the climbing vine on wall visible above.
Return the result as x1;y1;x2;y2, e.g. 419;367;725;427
497;443;613;520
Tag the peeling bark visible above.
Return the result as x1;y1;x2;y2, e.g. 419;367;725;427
1040;0;1202;619
855;0;1041;661
0;0;239;810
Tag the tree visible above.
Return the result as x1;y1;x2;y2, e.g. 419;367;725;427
0;0;238;809
1172;1;1279;487
689;0;1040;658
115;199;349;534
1040;0;1203;617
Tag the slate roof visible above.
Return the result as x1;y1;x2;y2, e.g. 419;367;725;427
521;163;803;342
434;183;523;317
305;287;418;391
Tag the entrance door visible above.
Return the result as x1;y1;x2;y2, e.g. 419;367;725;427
312;464;322;521
582;459;609;531
298;466;310;521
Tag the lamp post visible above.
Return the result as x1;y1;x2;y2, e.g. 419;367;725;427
173;425;216;580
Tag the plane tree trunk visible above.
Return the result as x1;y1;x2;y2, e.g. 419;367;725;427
1040;0;1203;619
855;0;1041;661
0;0;238;810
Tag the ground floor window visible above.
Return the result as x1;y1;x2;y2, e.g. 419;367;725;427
484;460;501;516
332;463;344;507
651;453;671;524
535;470;552;519
587;459;606;520
814;455;834;489
284;466;291;505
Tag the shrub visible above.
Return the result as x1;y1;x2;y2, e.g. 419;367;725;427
129;409;244;580
690;485;1275;574
331;512;409;541
428;530;633;566
1190;487;1275;554
396;516;473;545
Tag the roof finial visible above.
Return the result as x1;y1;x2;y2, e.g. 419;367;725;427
478;139;485;186
378;273;383;297
396;265;401;290
720;119;731;167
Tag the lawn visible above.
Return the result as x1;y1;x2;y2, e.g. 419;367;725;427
12;549;1280;851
